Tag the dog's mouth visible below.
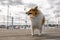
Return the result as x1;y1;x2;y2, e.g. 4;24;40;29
26;12;32;15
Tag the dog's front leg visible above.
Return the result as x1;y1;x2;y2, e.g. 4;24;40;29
31;25;34;36
38;25;42;35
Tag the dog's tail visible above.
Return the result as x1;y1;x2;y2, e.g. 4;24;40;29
42;17;45;25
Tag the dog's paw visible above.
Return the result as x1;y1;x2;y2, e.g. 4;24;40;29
38;33;42;36
31;34;34;36
32;34;34;36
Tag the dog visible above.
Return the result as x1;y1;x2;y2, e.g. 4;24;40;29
26;6;45;36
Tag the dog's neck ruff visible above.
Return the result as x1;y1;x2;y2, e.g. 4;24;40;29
30;11;44;26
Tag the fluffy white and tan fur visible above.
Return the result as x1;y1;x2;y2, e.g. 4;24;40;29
26;6;45;36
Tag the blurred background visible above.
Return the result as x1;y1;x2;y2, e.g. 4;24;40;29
0;0;60;29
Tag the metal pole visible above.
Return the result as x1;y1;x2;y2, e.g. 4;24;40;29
47;20;48;27
12;17;13;29
7;3;9;29
58;17;59;28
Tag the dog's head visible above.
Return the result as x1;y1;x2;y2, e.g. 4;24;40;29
26;6;39;17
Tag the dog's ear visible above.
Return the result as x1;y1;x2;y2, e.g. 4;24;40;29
34;6;38;10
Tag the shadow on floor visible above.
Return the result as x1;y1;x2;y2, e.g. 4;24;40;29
31;34;60;39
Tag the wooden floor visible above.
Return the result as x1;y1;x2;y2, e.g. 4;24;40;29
0;27;60;40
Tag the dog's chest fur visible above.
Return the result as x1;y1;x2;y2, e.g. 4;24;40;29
30;12;44;26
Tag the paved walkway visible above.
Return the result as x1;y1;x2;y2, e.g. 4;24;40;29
0;27;60;40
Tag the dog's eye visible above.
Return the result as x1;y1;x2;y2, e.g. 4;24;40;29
28;13;32;15
33;10;35;11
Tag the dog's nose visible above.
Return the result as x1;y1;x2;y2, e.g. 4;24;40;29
26;12;28;14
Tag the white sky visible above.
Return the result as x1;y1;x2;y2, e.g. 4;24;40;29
22;0;51;8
